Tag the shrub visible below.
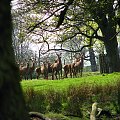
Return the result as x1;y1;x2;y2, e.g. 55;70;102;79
46;89;63;113
22;75;120;119
24;88;47;113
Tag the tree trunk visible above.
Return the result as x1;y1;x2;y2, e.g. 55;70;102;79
104;39;120;72
89;47;98;72
98;12;120;72
101;26;120;72
0;1;29;120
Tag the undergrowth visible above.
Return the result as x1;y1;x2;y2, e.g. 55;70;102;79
22;72;120;119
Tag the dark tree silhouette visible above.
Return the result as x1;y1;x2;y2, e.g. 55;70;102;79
0;1;29;120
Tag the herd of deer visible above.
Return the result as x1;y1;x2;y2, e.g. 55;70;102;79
18;53;84;80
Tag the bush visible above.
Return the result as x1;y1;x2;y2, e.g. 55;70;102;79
46;89;63;113
23;77;120;119
24;88;47;113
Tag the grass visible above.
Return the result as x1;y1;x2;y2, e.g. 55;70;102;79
21;72;120;92
21;72;120;120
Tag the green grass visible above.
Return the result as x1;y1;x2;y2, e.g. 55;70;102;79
21;72;120;92
21;72;120;120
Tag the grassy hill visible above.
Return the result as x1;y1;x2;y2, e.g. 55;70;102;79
21;72;120;92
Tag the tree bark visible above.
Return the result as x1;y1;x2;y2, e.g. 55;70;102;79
89;47;98;72
100;24;120;72
104;39;120;72
97;8;120;72
0;1;29;120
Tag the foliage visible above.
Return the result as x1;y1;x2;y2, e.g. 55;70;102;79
46;89;63;113
22;73;120;119
45;112;71;120
12;0;120;73
24;88;47;113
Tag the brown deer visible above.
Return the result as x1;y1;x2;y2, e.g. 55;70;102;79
41;62;48;79
64;53;84;78
35;67;41;79
64;62;77;78
19;59;35;80
51;53;62;80
63;57;79;78
36;62;52;79
69;62;76;78
63;64;69;78
74;53;84;77
19;62;29;80
63;63;74;78
28;59;35;80
36;62;47;79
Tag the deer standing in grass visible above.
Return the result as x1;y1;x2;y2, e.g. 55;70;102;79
36;62;52;79
63;53;84;78
28;59;35;80
51;53;62;80
19;61;29;80
74;53;84;77
63;64;70;78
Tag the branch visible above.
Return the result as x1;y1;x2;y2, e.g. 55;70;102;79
42;27;99;54
75;25;104;41
29;111;51;120
56;0;74;28
27;6;65;33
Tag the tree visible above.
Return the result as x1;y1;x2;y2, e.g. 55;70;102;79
84;0;120;72
88;47;98;72
0;1;29;119
56;0;120;72
12;0;120;72
12;8;36;63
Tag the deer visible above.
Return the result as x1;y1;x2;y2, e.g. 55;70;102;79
63;62;77;78
19;61;29;80
69;62;76;78
51;53;62;80
28;59;35;80
36;62;52;79
63;64;70;78
63;53;84;78
35;67;41;79
36;62;47;79
74;53;84;77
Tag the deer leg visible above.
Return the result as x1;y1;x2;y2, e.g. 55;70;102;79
80;68;83;77
69;68;72;78
24;74;26;80
52;74;54;80
44;70;48;80
30;73;32;80
64;71;67;78
52;69;54;80
55;71;58;79
38;72;40;79
36;73;39;79
60;69;62;78
72;68;75;78
26;75;28;80
74;69;77;78
24;73;27;80
58;71;60;79
26;74;28;80
26;70;29;80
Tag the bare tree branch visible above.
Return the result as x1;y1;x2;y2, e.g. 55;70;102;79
27;5;65;33
42;27;99;54
56;0;75;28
